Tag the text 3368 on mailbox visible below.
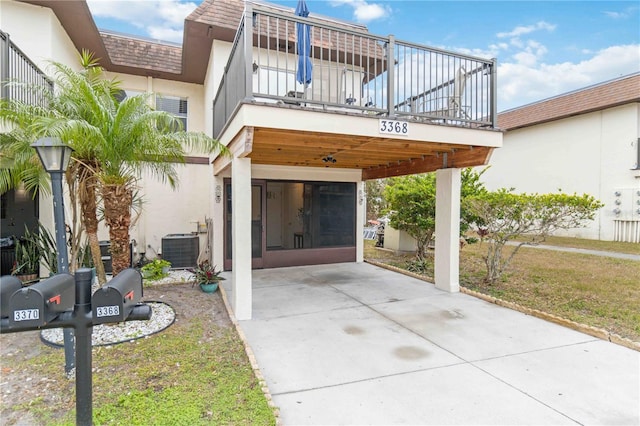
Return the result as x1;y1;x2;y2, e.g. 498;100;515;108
96;305;120;318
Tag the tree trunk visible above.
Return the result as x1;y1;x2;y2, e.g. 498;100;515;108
78;166;106;284
102;183;133;276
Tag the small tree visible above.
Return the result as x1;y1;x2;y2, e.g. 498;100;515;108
384;174;436;259
383;168;487;259
464;189;604;283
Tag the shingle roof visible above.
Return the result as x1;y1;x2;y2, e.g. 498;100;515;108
101;32;183;75
498;73;640;131
21;0;374;84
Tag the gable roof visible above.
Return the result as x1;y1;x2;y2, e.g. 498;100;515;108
19;0;371;85
497;73;640;131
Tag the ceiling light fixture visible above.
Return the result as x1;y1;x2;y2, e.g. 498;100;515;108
322;155;336;164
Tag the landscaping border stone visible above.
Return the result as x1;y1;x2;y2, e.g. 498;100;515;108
218;286;282;425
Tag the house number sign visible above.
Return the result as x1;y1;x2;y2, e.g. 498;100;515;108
379;119;409;136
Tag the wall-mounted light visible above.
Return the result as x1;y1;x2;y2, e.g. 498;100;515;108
322;155;336;164
252;62;259;74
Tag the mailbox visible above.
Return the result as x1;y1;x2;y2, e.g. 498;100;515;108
8;274;74;328
1;275;23;319
92;268;143;325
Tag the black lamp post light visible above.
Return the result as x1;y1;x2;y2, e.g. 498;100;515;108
31;136;74;274
31;136;76;374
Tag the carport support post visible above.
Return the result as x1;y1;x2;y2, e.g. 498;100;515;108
231;156;252;320
434;168;460;292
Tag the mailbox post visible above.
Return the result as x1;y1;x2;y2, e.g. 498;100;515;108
0;268;152;426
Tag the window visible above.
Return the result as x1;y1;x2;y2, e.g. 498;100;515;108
114;89;143;102
265;181;355;250
156;95;188;130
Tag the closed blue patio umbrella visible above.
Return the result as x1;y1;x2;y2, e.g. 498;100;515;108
295;0;312;86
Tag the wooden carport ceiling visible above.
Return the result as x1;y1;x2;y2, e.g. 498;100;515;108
246;127;493;180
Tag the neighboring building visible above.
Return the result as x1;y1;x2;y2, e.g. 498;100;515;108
1;0;502;318
482;73;640;243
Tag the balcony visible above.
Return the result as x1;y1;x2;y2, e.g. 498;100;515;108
212;3;501;179
1;30;53;106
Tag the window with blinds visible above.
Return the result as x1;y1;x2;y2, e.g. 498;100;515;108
156;95;188;131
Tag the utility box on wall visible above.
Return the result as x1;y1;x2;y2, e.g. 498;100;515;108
161;234;199;269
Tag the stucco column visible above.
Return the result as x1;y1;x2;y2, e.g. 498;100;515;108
231;156;252;320
212;174;225;269
434;168;460;292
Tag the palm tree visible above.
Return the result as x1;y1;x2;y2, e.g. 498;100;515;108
1;50;227;277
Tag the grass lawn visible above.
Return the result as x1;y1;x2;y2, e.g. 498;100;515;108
1;287;276;426
365;239;640;342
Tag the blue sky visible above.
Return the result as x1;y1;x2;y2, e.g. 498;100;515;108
87;0;640;111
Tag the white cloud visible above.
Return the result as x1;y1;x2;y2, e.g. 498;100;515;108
604;6;638;20
496;21;556;39
87;0;197;43
604;11;626;19
512;51;538;68
148;27;184;42
498;44;640;111
329;0;391;23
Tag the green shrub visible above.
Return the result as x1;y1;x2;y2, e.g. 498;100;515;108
140;258;171;280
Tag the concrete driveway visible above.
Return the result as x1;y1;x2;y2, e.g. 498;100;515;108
222;262;639;425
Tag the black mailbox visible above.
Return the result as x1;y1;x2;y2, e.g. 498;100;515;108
1;275;23;319
92;268;143;325
8;274;74;328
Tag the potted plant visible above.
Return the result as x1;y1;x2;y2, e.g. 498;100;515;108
189;260;225;293
12;231;41;283
140;258;171;281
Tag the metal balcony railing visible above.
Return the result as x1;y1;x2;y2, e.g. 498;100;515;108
213;3;497;138
1;30;53;106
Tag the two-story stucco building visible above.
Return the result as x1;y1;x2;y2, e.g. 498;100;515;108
483;73;640;243
1;0;502;319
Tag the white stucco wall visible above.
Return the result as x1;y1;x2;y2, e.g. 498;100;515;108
2;1;214;264
1;0;83;256
104;73;206;135
481;103;640;241
96;72;211;260
1;1;79;71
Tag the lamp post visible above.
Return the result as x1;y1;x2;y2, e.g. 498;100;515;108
32;136;75;374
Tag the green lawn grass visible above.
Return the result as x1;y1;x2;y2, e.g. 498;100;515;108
365;239;640;342
5;318;276;425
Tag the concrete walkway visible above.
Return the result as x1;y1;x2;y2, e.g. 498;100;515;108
506;241;640;261
223;263;639;425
